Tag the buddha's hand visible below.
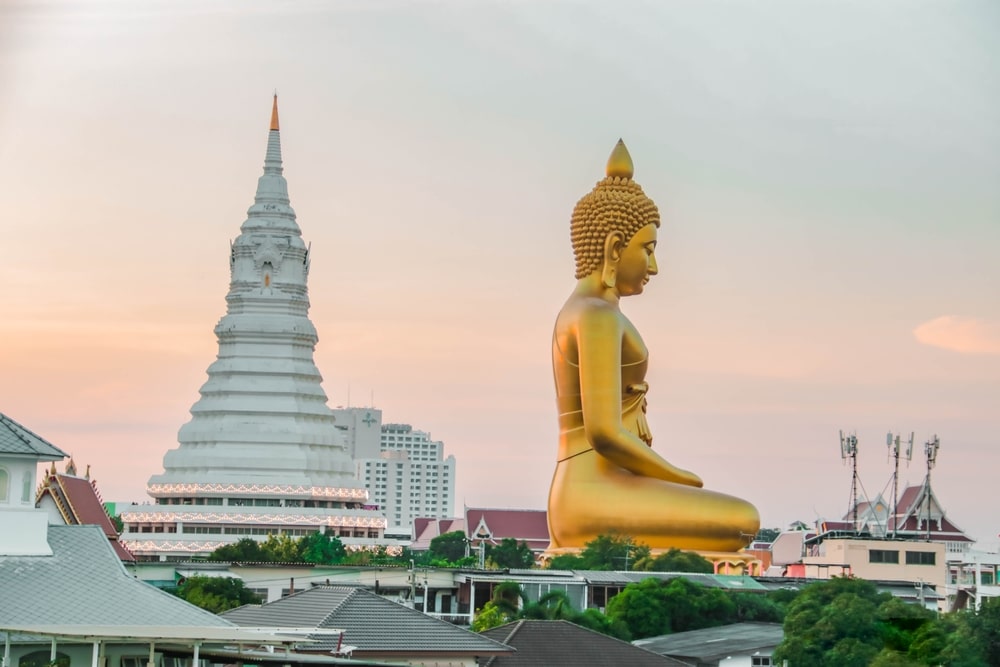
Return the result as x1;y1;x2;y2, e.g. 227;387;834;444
664;464;703;488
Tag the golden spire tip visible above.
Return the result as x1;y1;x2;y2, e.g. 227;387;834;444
606;138;634;179
270;93;279;131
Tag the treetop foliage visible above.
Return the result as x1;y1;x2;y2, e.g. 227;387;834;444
173;575;261;613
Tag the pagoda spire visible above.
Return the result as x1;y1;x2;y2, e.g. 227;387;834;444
263;94;283;176
242;94;296;233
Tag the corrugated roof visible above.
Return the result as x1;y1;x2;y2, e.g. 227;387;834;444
0;524;229;627
633;622;783;662
479;620;683;666
0;413;68;459
223;585;510;656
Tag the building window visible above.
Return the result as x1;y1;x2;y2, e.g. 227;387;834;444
751;657;773;666
906;551;936;566
21;471;32;503
870;549;900;564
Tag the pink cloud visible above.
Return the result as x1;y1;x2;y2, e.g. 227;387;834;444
913;316;1000;355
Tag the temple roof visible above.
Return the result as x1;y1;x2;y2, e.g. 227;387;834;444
411;509;551;552
36;465;135;561
0;413;68;460
465;508;550;551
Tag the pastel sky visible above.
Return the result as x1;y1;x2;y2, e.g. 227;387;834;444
2;1;998;547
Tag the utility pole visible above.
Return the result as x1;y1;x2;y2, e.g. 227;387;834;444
409;559;416;608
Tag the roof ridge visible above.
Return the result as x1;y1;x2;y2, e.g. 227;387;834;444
319;585;354;626
0;413;69;458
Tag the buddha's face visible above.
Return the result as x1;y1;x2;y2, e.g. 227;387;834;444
615;223;659;296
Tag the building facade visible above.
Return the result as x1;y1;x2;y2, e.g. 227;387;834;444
345;414;456;537
120;98;384;560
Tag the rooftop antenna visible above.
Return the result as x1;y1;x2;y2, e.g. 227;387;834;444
922;435;940;540
886;432;914;538
840;430;860;532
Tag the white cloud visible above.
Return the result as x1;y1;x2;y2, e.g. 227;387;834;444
913;316;1000;355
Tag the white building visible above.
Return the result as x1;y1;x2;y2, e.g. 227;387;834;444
338;409;456;537
121;98;384;560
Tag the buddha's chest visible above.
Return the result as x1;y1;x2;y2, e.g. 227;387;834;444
621;322;648;381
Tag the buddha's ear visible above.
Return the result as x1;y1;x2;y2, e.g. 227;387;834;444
601;231;624;289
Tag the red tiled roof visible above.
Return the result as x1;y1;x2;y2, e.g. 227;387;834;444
896;485;923;511
37;472;136;562
411;517;467;551
465;508;550;550
820;520;855;532
55;475;118;538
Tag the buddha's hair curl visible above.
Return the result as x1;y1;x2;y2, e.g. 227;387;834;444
570;176;660;279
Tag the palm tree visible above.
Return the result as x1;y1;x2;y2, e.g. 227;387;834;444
521;589;574;620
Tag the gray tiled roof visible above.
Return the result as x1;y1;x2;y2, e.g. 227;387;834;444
633;622;784;662
0;524;230;627
479;620;684;666
0;413;68;459
222;586;509;656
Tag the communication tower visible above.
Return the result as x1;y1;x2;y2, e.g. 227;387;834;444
839;431;860;531
886;432;914;538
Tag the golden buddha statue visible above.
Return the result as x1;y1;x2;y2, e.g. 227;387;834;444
547;140;760;556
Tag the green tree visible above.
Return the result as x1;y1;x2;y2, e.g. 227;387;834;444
471;602;512;632
174;575;261;613
730;591;785;623
489;580;528;617
546;552;586;570
261;534;301;562
429;530;469;563
961;596;1000;666
635;548;714;573
209;537;268;562
774;577;892;667
472;581;628;641
299;531;346;564
471;580;525;631
605;577;746;640
605;578;670;639
579;533;650;570
521;590;575;620
486;538;535;569
572;607;632;641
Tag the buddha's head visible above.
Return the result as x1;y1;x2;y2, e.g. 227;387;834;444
570;140;661;291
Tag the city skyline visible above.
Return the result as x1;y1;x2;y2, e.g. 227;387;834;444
2;1;998;547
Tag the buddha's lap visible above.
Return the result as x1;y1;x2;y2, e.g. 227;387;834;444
548;457;759;545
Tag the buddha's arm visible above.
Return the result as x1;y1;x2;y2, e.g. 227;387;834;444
577;308;703;488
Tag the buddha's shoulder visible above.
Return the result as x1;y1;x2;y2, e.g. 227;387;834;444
556;296;625;329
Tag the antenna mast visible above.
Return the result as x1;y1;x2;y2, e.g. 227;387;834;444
922;435;940;540
886;432;914;539
840;431;860;531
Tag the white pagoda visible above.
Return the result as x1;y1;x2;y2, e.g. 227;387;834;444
121;97;385;560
